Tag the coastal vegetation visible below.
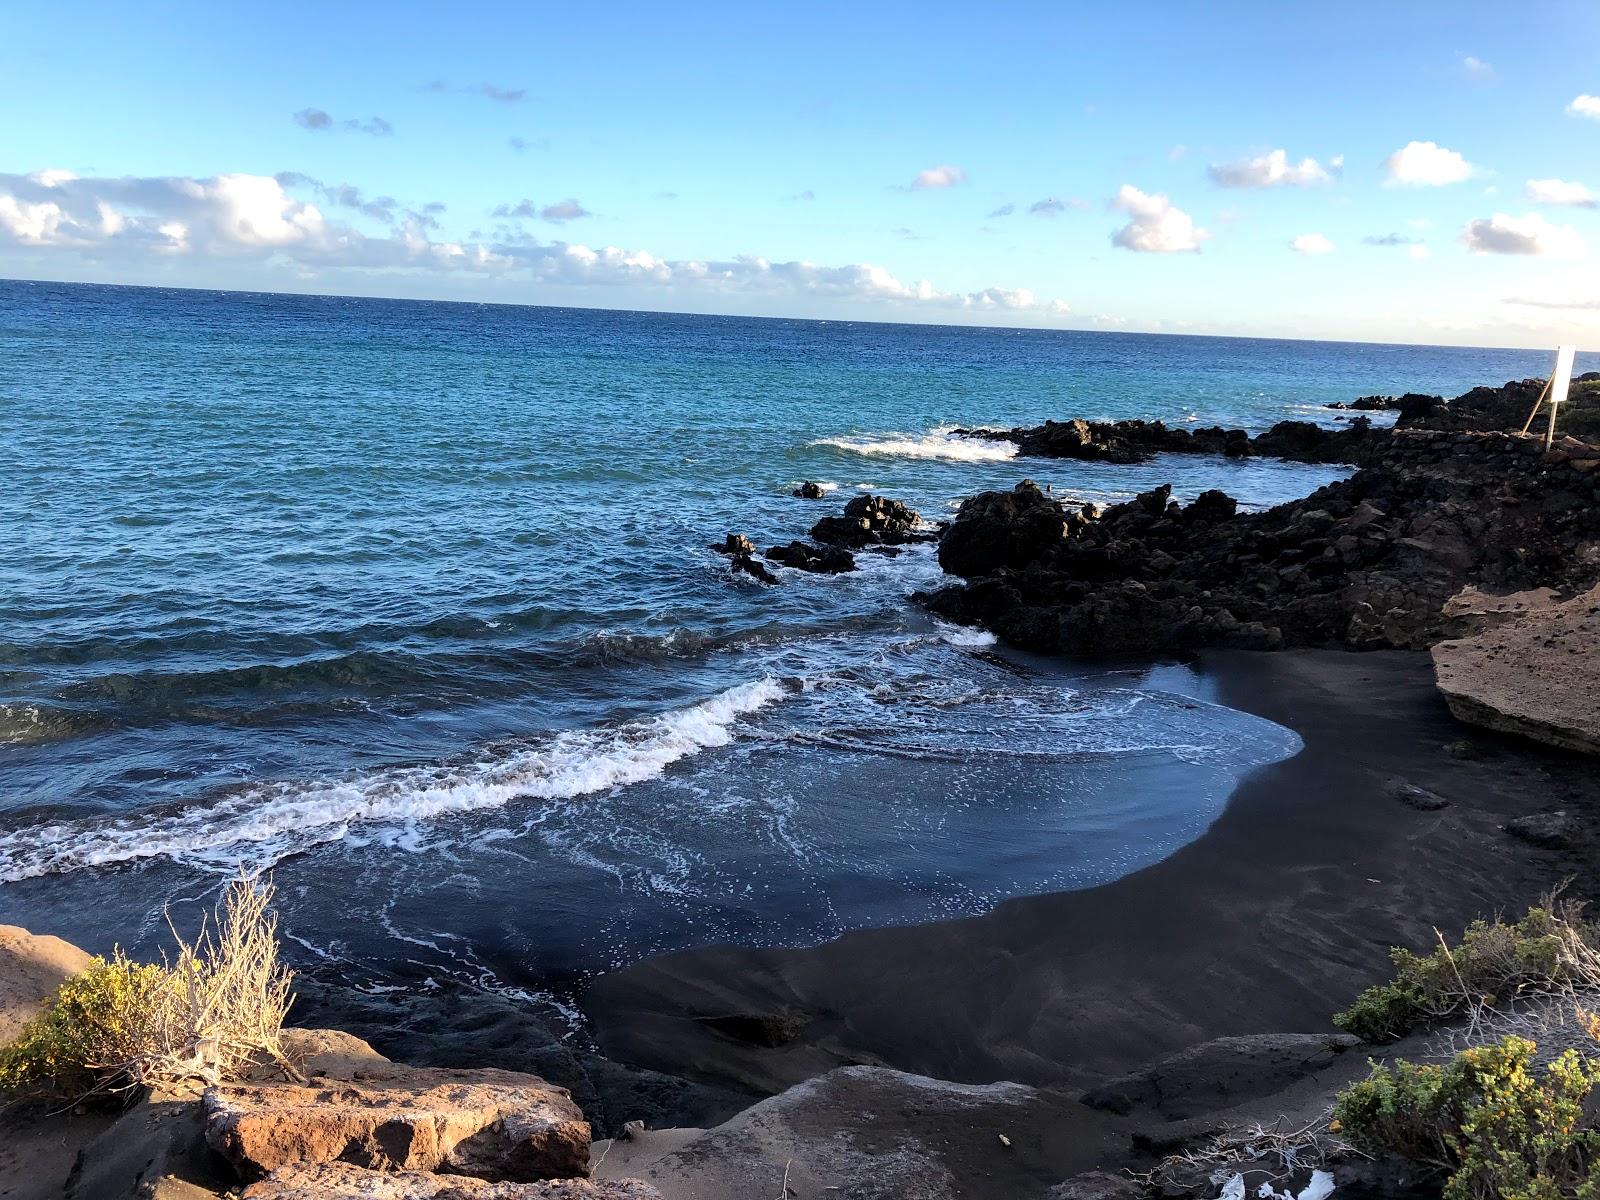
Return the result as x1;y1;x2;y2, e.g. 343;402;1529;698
1324;900;1600;1199
1334;901;1598;1044
0;874;295;1100
1334;1035;1600;1200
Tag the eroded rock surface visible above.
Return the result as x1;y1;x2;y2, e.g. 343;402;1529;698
1432;584;1600;755
241;1163;660;1200
205;1066;589;1182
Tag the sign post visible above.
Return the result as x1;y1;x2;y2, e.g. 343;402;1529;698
1546;344;1577;450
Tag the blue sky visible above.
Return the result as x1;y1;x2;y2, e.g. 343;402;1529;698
4;0;1600;346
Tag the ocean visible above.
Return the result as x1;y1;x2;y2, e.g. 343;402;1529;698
0;279;1574;1019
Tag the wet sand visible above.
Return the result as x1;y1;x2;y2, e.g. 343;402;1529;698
584;648;1598;1099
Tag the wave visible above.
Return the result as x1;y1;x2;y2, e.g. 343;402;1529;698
812;426;1018;462
0;703;109;746
0;677;790;883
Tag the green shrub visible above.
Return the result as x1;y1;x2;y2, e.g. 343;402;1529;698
0;874;296;1101
1333;1036;1600;1200
1335;907;1585;1043
0;954;167;1099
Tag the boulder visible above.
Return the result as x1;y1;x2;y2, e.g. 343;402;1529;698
0;925;92;1044
938;481;1068;577
810;494;927;548
1505;811;1576;850
205;1065;589;1182
708;534;777;585
792;481;826;500
709;534;754;557
241;1163;660;1199
1432;584;1600;755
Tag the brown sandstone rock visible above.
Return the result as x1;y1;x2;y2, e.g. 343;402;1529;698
205;1065;590;1182
0;925;92;1044
1432;584;1600;755
241;1162;660;1199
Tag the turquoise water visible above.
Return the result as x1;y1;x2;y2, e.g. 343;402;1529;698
0;280;1574;1006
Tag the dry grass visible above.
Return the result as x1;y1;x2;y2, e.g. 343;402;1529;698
125;871;301;1089
1;870;301;1101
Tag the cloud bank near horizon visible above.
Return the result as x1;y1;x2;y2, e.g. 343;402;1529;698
0;168;1069;317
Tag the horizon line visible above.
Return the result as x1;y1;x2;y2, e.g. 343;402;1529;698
0;272;1578;360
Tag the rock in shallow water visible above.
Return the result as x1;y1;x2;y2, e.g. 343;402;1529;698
765;540;855;574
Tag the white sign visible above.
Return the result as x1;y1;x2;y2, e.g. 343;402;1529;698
1547;344;1577;448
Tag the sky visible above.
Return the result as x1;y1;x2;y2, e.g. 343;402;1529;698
3;0;1600;348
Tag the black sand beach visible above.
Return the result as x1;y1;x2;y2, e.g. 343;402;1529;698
586;647;1597;1101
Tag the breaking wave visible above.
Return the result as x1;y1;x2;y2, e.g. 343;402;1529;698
0;677;790;882
813;426;1018;462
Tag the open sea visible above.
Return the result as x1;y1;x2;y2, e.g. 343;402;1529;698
0;279;1574;1021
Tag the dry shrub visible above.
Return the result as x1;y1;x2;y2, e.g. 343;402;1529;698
0;872;299;1101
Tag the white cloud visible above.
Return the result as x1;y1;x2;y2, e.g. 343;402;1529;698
1461;211;1586;258
1109;185;1207;253
1209;149;1336;188
909;164;966;190
1383;141;1474;187
1462;56;1494;80
1525;178;1597;208
1567;94;1600;120
1290;233;1334;255
0;168;1069;318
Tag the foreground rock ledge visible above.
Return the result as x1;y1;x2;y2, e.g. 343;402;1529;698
242;1162;661;1199
206;1064;590;1182
1432;583;1600;755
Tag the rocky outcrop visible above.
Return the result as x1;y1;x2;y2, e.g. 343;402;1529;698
937;481;1075;577
205;1066;590;1182
1431;584;1600;755
708;534;777;585
241;1163;660;1199
792;481;827;499
922;428;1600;658
960;416;1384;466
810;494;934;548
765;541;855;574
0;924;91;1044
599;1065;1103;1200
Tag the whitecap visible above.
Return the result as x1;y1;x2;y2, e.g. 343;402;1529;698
0;677;790;882
813;425;1017;462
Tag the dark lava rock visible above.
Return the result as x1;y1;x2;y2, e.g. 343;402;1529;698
793;481;827;499
919;389;1600;659
710;533;778;584
1390;782;1450;811
693;1010;812;1048
810;493;931;548
938;480;1070;577
766;540;855;574
1505;810;1575;850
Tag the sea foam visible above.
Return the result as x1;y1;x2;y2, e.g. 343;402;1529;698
813;426;1017;462
0;676;789;882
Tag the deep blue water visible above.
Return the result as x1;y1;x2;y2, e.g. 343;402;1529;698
0;280;1577;1012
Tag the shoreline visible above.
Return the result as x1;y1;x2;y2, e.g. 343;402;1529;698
583;645;1598;1101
